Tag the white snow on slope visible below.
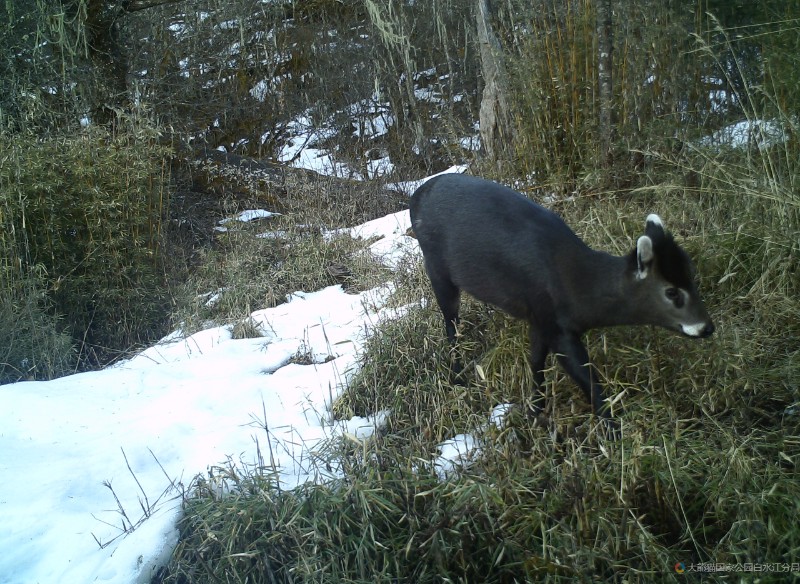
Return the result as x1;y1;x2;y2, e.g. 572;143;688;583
0;165;498;584
0;212;417;584
699;118;791;149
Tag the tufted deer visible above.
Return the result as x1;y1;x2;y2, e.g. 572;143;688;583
409;174;714;430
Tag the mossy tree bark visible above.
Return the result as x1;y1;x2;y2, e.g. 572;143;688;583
476;0;511;166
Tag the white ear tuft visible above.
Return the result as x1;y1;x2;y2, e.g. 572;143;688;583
646;214;663;228
636;235;653;279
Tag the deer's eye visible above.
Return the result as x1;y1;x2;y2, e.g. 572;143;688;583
665;287;684;307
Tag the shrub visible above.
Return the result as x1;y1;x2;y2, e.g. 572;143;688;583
0;124;171;371
0;266;76;383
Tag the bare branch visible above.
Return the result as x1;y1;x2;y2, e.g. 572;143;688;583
122;0;183;14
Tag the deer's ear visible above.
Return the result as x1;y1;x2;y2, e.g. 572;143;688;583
636;235;654;280
645;214;665;241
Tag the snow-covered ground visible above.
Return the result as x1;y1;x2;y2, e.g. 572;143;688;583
698;118;791;149
0;211;400;583
0;166;497;584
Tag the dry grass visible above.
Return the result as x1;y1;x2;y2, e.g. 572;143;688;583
170;173;403;335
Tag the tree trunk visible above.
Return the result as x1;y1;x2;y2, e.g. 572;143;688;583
73;0;182;126
476;0;511;165
84;0;128;126
597;0;614;168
